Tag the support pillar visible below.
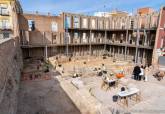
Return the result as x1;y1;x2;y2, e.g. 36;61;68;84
144;29;147;46
135;29;140;63
28;48;30;58
122;47;124;55
104;31;107;53
124;30;128;60
109;46;111;55
113;46;115;58
45;45;48;61
127;48;129;60
65;29;69;56
143;49;146;64
117;47;120;58
89;30;92;56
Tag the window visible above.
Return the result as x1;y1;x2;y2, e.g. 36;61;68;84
52;35;57;44
82;18;88;28
0;4;9;16
82;32;87;43
28;20;35;31
73;16;79;28
112;20;115;29
0;20;2;29
98;20;103;29
130;20;134;29
151;16;158;28
121;19;125;29
74;32;79;43
0;20;10;29
91;19;95;29
51;22;58;32
65;16;71;28
105;20;109;29
91;33;95;42
74;32;79;39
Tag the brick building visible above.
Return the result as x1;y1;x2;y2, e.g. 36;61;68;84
18;7;164;65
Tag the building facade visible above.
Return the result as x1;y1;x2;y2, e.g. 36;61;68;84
153;7;165;64
0;0;22;39
19;7;165;65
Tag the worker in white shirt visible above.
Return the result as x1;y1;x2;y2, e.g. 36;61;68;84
139;65;144;81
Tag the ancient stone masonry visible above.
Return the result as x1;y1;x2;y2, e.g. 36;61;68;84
0;38;23;114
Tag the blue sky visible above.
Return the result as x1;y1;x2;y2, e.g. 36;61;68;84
19;0;165;15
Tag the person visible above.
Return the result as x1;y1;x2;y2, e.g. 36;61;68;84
54;60;58;70
139;65;144;81
101;64;106;72
97;68;102;76
144;66;149;82
133;65;141;80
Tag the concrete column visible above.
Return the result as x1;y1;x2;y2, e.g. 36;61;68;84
109;46;111;55
117;47;120;58
122;47;124;54
28;48;30;58
45;45;48;61
143;49;146;64
21;30;24;45
135;29;140;63
137;49;140;63
128;34;131;44
51;32;52;44
113;46;115;58
135;48;138;63
66;34;69;56
104;31;107;53
144;29;147;46
127;48;129;60
124;30;128;60
43;32;45;44
124;47;127;60
89;30;92;55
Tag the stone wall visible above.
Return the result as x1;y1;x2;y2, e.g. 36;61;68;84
0;38;23;114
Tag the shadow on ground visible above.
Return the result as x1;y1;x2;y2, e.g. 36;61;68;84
17;71;81;114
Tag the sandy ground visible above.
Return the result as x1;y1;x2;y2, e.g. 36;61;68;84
17;75;81;114
55;57;165;114
17;57;165;114
80;75;165;114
